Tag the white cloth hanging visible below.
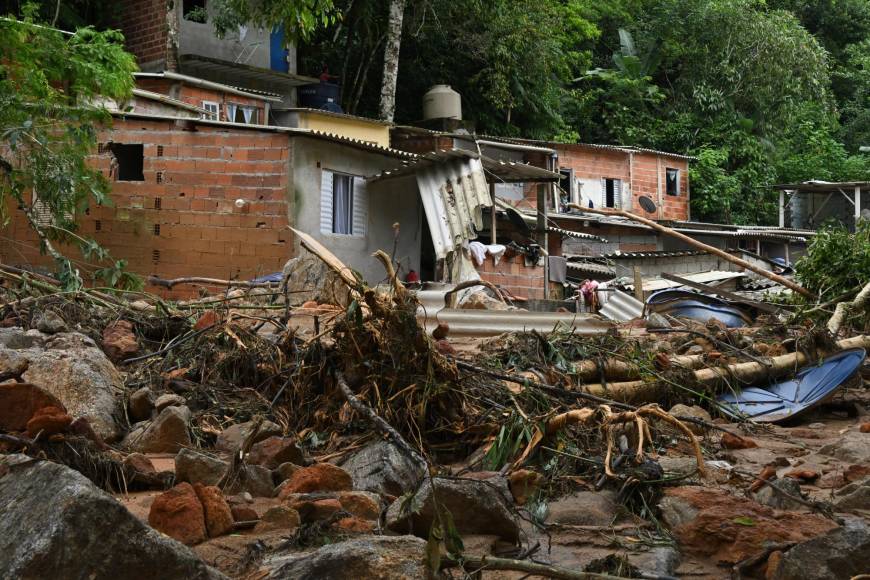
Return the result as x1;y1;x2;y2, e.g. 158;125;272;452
242;106;253;124
226;103;238;123
467;241;487;266
485;244;506;265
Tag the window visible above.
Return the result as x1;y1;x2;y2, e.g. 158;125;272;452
201;101;219;120
226;103;257;124
320;170;367;236
183;0;207;22
603;178;622;209
666;168;680;196
108;143;144;181
559;168;575;208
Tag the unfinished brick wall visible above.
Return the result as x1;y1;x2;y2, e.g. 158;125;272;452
116;1;167;71
0;117;292;299
476;253;545;300
632;153;689;221
136;78;267;123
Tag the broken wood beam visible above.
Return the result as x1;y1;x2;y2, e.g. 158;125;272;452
579;334;870;402
147;276;279;289
565;204;814;299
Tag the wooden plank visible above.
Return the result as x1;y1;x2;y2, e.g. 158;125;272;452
660;272;782;314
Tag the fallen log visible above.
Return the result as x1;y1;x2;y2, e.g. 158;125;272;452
828;279;870;336
565;204;814;298
579;335;870;402
147;276;280;289
571;353;709;382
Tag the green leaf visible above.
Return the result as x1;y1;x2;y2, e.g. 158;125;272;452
733;516;756;527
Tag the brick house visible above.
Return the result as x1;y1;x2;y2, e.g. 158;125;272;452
1;83;423;297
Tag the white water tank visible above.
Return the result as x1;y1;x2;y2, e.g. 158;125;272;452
423;85;462;120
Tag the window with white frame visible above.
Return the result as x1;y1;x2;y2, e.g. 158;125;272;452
320;170;367;236
666;168;680;196
201;101;219;120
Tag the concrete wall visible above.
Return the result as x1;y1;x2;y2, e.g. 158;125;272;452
789;190;868;231
289;137;421;284
283;111;391;148
1;118;292;299
178;4;273;71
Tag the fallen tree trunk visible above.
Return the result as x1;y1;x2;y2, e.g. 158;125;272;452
570;353;708;382
579;335;870;402
565;204;814;298
828;280;870;336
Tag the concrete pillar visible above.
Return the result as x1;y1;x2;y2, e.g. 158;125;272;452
856;185;862;227
779;189;785;228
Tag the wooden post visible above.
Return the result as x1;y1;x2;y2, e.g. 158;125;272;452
490;182;497;245
537;182;550;300
565;204;814;298
633;267;644;302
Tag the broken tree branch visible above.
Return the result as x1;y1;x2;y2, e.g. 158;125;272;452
827;279;870;336
147;276;280;289
566;204;813;298
443;279;509;309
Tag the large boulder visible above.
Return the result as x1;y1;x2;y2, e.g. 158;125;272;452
775;521;870;580
386;476;519;541
819;431;870;464
0;328;124;440
338;440;426;497
123;406;192;453
0;454;223;579
257;535;427;579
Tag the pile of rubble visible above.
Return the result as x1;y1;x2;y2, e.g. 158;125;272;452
1;251;869;580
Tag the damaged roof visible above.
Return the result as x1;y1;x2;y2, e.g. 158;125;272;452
369;149;560;184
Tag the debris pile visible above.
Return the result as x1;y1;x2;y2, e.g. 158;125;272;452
1;250;869;580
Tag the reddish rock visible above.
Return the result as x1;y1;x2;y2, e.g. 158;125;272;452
254;506;301;532
147;483;207;545
25;406;72;437
750;466;778;493
289;497;344;523
435;339;456;356
765;550;784;580
0;383;65;432
817;471;847;489
721;431;758;450
231;505;259;523
333;516;375;533
123;453;157;475
788;428;824;439
101;320;138;362
661;486;837;564
508;469;543;506
860;423;870;433
277;463;352;497
246;436;305;469
785;469;819;482
193;310;220;331
338;491;381;520
845;464;870;483
432;323;450;340
193;483;234;538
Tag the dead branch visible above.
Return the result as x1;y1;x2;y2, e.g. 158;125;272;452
218;415;263;491
335;371;427;471
566;204;813;298
443;554;631;579
147;276;280;289
289;227;361;292
828;279;870;336
444;279;509;309
372;249;406;298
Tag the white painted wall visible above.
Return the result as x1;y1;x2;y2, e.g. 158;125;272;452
290;137;422;284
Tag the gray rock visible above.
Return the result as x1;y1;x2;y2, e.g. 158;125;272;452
776;521;870;580
260;535;427;580
229;464;275;498
0;454;224;580
338;440;426;496
754;477;806;510
129;387;154;422
122;406;191;453
646;312;672;330
820;431;870;464
35;310;67;334
215;419;282;453
154;393;186;412
386;476;519;541
175;448;228;487
0;328;124;440
659;495;699;529
658;456;704;477
631;547;680;578
834;479;870;511
545;490;619;526
273;462;302;484
668;404;711;435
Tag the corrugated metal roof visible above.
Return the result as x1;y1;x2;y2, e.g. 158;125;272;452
600;249;706;260
599;290;644;322
276;107;392;126
370;149;560;183
624;271;746;292
566;261;616;277
546;226;606;242
416;155;491;260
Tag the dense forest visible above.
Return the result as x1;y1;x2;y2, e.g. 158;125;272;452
5;0;870;225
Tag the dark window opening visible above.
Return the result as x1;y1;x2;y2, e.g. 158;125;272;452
109;143;144;181
666;168;680;196
559;169;572;209
156;171;164;184
153;224;160;236
605;178;620;208
183;0;207;22
331;173;354;235
155;197;162;209
157;145;164;157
